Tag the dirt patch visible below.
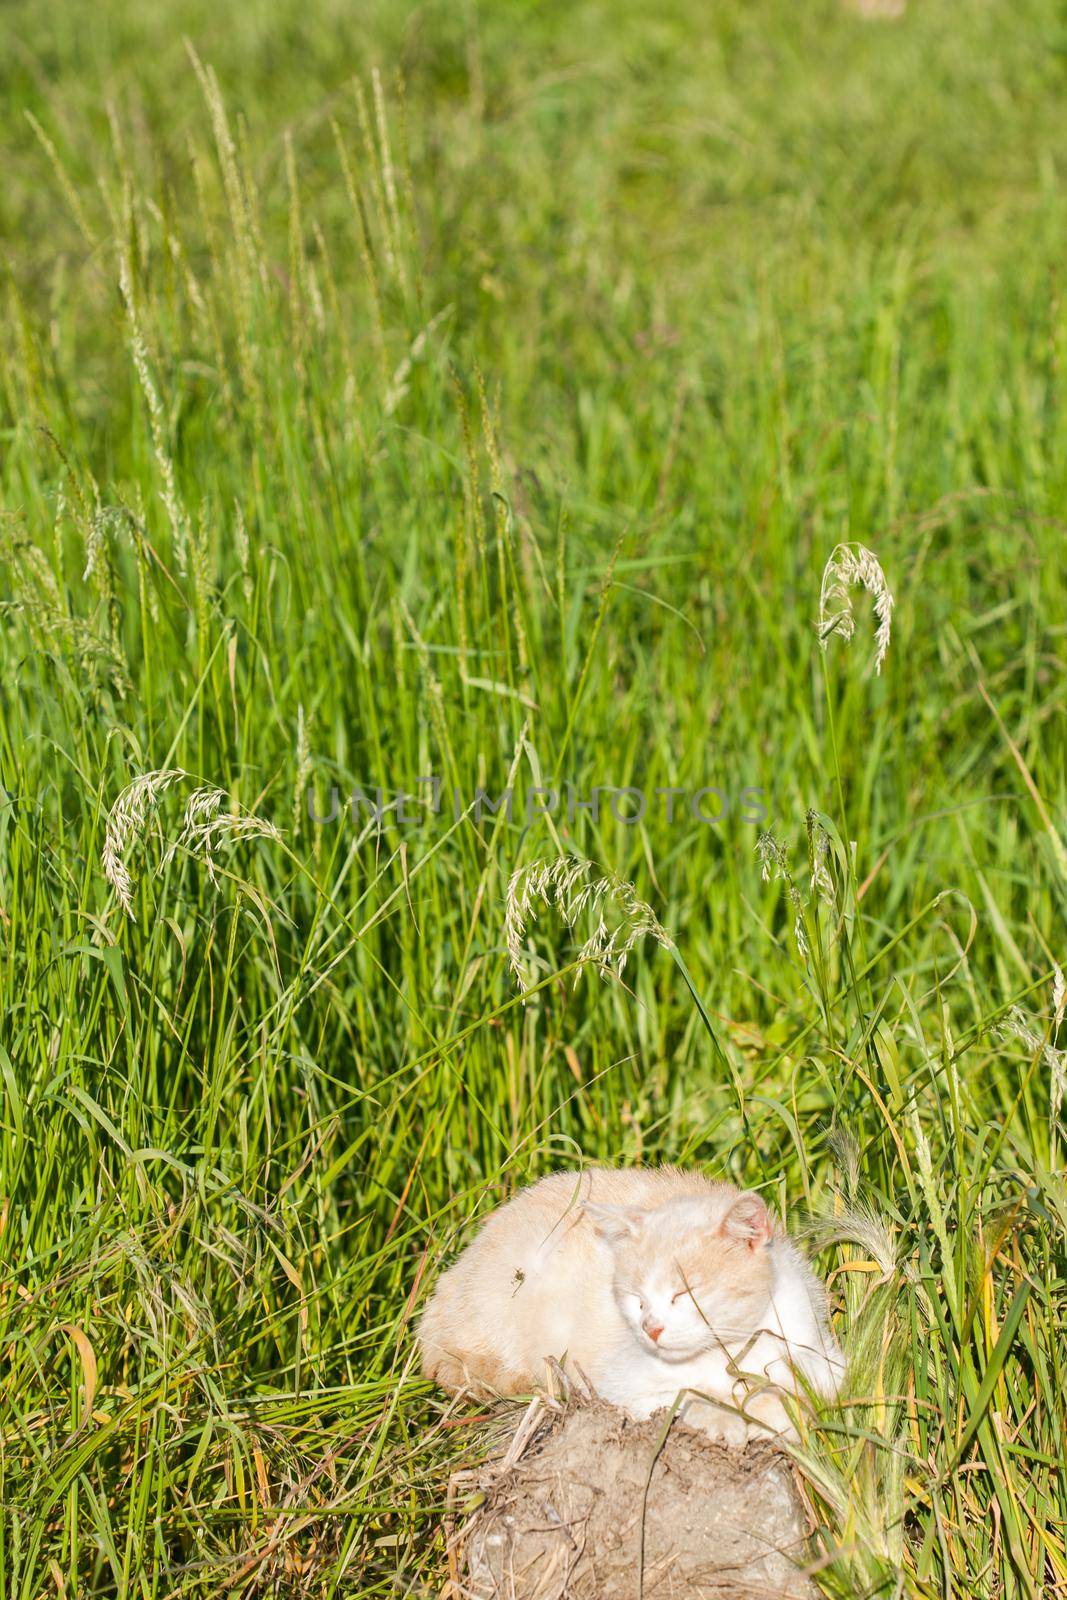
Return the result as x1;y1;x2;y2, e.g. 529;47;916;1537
449;1397;818;1600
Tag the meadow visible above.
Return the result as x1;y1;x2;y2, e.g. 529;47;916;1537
1;0;1066;1593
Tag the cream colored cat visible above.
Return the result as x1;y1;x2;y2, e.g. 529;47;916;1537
419;1166;843;1444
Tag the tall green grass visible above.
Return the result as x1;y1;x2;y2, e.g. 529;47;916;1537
1;0;1065;1593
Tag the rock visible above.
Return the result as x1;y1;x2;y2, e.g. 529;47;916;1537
453;1398;818;1600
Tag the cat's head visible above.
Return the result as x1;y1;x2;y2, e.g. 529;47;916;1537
583;1191;775;1362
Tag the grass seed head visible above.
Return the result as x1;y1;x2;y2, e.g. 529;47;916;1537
504;854;672;989
104;771;281;914
293;705;312;836
806;809;835;907
818;541;894;673
756;832;810;961
1001;1004;1067;1127
165;785;282;887
102;768;188;916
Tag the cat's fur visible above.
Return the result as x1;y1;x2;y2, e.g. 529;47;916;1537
419;1167;843;1444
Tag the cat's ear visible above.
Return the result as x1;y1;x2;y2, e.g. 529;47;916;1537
583;1202;646;1242
721;1192;773;1249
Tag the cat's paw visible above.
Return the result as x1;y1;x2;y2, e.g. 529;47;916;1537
424;1352;469;1394
739;1388;797;1444
680;1397;750;1448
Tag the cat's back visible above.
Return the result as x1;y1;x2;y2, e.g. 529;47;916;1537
427;1167;726;1289
460;1165;733;1267
518;1163;730;1213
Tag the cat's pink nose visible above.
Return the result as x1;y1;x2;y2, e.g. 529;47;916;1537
643;1319;664;1343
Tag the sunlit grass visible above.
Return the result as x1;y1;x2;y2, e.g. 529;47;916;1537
1;1;1066;1593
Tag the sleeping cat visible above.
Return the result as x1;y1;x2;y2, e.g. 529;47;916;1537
419;1166;843;1444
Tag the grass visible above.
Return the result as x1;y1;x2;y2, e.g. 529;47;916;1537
0;0;1065;1592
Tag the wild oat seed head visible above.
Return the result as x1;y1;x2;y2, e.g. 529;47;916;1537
818;541;894;673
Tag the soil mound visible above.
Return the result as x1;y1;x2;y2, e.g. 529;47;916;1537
450;1397;818;1599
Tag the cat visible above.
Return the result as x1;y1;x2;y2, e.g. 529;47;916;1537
418;1166;844;1444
